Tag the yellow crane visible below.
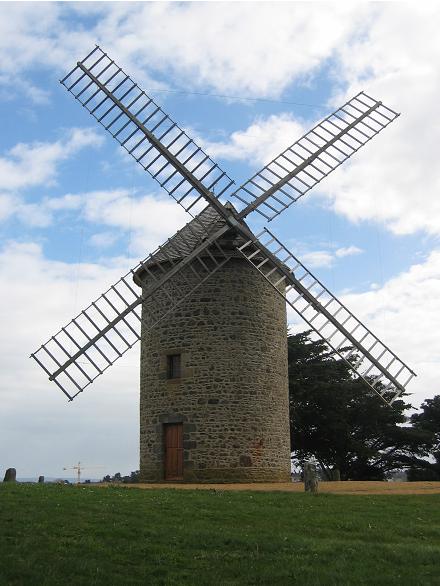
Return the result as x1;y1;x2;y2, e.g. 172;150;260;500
62;462;104;484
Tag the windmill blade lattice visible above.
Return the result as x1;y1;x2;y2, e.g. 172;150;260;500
238;229;416;405
233;92;399;221
32;44;416;406
61;46;235;216
31;208;232;400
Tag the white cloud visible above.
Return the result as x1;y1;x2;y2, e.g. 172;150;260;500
295;243;363;269
201;113;306;167
0;193;55;227
0;131;102;228
301;250;335;269
0;192;83;228
173;4;440;240
0;3;95;102
45;193;83;212
289;250;440;409
340;249;440;408
103;3;366;97
0;240;140;477
89;231;119;249
81;189;189;256
321;4;440;236
0;128;103;192
335;246;363;258
4;2;437;244
0;73;51;105
0;193;16;222
0;185;190;257
0;3;366;100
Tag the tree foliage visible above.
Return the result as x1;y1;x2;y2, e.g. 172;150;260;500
102;470;140;483
406;396;440;480
288;331;422;480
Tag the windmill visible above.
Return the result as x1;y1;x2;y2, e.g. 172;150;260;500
31;46;416;482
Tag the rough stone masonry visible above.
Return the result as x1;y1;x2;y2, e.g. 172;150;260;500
136;217;291;483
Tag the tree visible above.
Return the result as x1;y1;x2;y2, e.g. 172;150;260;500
101;470;140;483
406;396;440;481
288;331;420;480
122;470;140;484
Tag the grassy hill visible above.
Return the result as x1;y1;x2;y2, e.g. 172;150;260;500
0;483;439;585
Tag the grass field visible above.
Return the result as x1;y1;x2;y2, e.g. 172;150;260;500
1;484;439;585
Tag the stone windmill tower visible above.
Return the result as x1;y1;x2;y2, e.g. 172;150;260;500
32;46;416;482
135;206;291;481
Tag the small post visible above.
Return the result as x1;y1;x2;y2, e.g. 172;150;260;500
330;468;340;481
304;460;318;493
3;468;16;482
38;476;45;483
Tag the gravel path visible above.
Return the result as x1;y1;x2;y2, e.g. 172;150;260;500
112;481;440;495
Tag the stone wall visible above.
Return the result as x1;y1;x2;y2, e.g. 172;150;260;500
139;256;291;482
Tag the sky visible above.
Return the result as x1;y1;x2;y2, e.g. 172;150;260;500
1;1;439;479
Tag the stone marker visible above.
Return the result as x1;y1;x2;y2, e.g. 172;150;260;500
304;461;318;493
330;468;340;481
38;476;44;483
3;468;16;482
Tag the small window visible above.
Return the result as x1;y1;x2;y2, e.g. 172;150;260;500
167;354;181;379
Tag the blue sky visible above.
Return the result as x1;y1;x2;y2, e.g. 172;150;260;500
1;2;439;478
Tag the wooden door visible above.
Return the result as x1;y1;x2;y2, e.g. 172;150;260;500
164;423;183;480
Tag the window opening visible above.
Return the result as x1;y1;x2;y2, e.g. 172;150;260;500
167;354;181;379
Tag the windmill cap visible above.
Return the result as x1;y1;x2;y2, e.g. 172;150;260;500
133;204;255;286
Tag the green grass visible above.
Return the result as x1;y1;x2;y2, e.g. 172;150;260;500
0;484;439;585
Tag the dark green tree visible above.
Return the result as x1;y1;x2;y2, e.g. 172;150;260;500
288;331;420;480
102;470;140;483
122;470;140;484
406;396;440;480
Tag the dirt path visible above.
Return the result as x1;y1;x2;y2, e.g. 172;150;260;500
113;481;440;495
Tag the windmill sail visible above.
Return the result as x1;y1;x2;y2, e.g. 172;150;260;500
233;92;399;221
238;229;415;405
31;208;231;400
32;45;416;406
61;46;235;217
